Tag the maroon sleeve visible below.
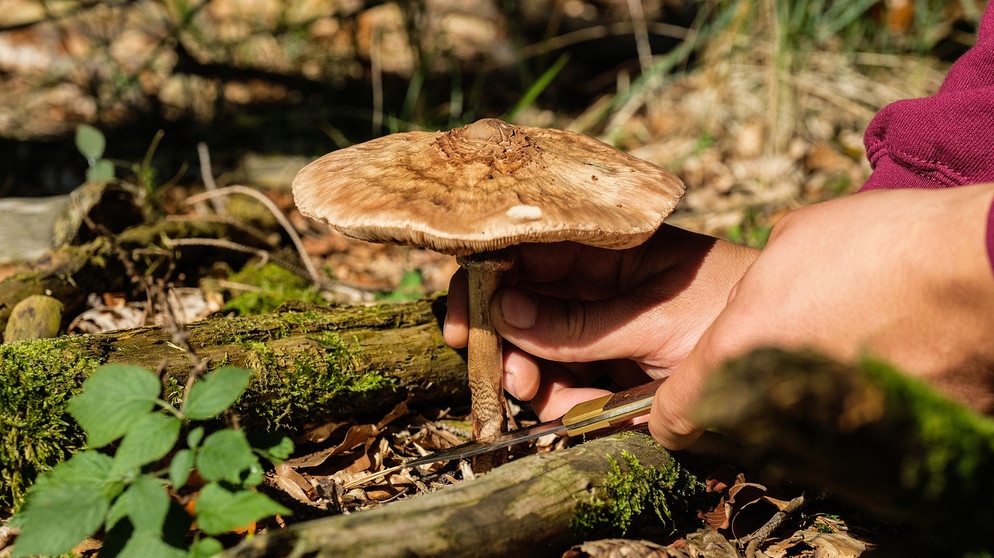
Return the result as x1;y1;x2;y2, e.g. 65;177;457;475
861;4;994;191
860;2;994;273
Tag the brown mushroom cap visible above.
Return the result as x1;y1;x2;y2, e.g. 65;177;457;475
292;118;685;256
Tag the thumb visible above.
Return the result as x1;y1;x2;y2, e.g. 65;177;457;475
647;327;723;450
490;287;670;365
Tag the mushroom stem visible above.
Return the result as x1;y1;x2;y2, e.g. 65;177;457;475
457;250;514;443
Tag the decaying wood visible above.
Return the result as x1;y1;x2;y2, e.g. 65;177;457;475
0;295;469;507
226;431;688;558
694;348;994;555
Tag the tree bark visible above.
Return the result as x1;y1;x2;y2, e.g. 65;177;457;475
226;431;701;558
0;295;469;508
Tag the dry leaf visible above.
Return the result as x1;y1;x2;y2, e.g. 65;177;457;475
297;420;351;444
269;464;324;509
284;424;380;468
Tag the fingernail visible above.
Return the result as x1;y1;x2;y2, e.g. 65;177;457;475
498;288;537;329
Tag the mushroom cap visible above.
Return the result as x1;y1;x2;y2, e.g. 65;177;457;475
292;118;685;256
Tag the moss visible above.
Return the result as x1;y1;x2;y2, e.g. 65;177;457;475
0;337;103;509
859;357;994;503
572;450;706;538
232;333;397;430
221;262;327;316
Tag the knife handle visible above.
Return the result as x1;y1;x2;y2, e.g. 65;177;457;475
561;378;665;436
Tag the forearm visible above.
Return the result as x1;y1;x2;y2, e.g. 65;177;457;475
915;183;994;412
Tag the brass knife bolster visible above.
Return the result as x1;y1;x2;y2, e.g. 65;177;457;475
560;378;664;436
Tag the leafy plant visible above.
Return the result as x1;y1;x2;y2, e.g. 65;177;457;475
75;124;116;182
10;363;292;557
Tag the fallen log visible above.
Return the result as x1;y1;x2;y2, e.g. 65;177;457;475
0;294;469;509
694;348;994;555
225;431;706;558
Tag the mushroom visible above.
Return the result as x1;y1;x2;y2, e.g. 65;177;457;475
292;118;685;449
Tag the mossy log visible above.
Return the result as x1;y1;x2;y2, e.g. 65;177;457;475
226;431;705;558
694;348;994;555
0;295;468;508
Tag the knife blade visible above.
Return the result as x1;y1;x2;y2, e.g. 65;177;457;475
403;378;665;468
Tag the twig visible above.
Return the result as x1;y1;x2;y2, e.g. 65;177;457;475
196;142;226;215
165;213;280;248
163;237;271;266
184;185;324;288
741;494;805;557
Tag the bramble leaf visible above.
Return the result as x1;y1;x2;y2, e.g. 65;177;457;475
183;366;252;420
251;432;295;463
169;448;195;489
187;425;205;448
196;429;258;484
194;482;290;535
111;413;181;476
10;452;119;557
189;537;224;558
115;530;187;558
122;475;170;533
68;364;162;448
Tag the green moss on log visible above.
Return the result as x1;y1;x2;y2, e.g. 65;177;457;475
0;337;102;508
571;449;706;538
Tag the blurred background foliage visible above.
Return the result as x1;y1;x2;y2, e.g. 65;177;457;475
0;0;983;198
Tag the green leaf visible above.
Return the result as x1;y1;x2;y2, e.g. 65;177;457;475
10;452;118;557
75;124;106;161
86;159;115;181
250;432;295;463
196;429;259;485
106;491;129;531
187;426;205;448
194;482;290;535
169;448;195;489
115;530;187;558
111;413;181;476
68;364;162;448
122;476;170;533
188;537;224;558
183;366;253;420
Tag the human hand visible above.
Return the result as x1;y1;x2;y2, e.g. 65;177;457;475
649;183;994;449
443;224;758;422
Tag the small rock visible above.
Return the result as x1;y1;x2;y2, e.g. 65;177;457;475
4;294;63;343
